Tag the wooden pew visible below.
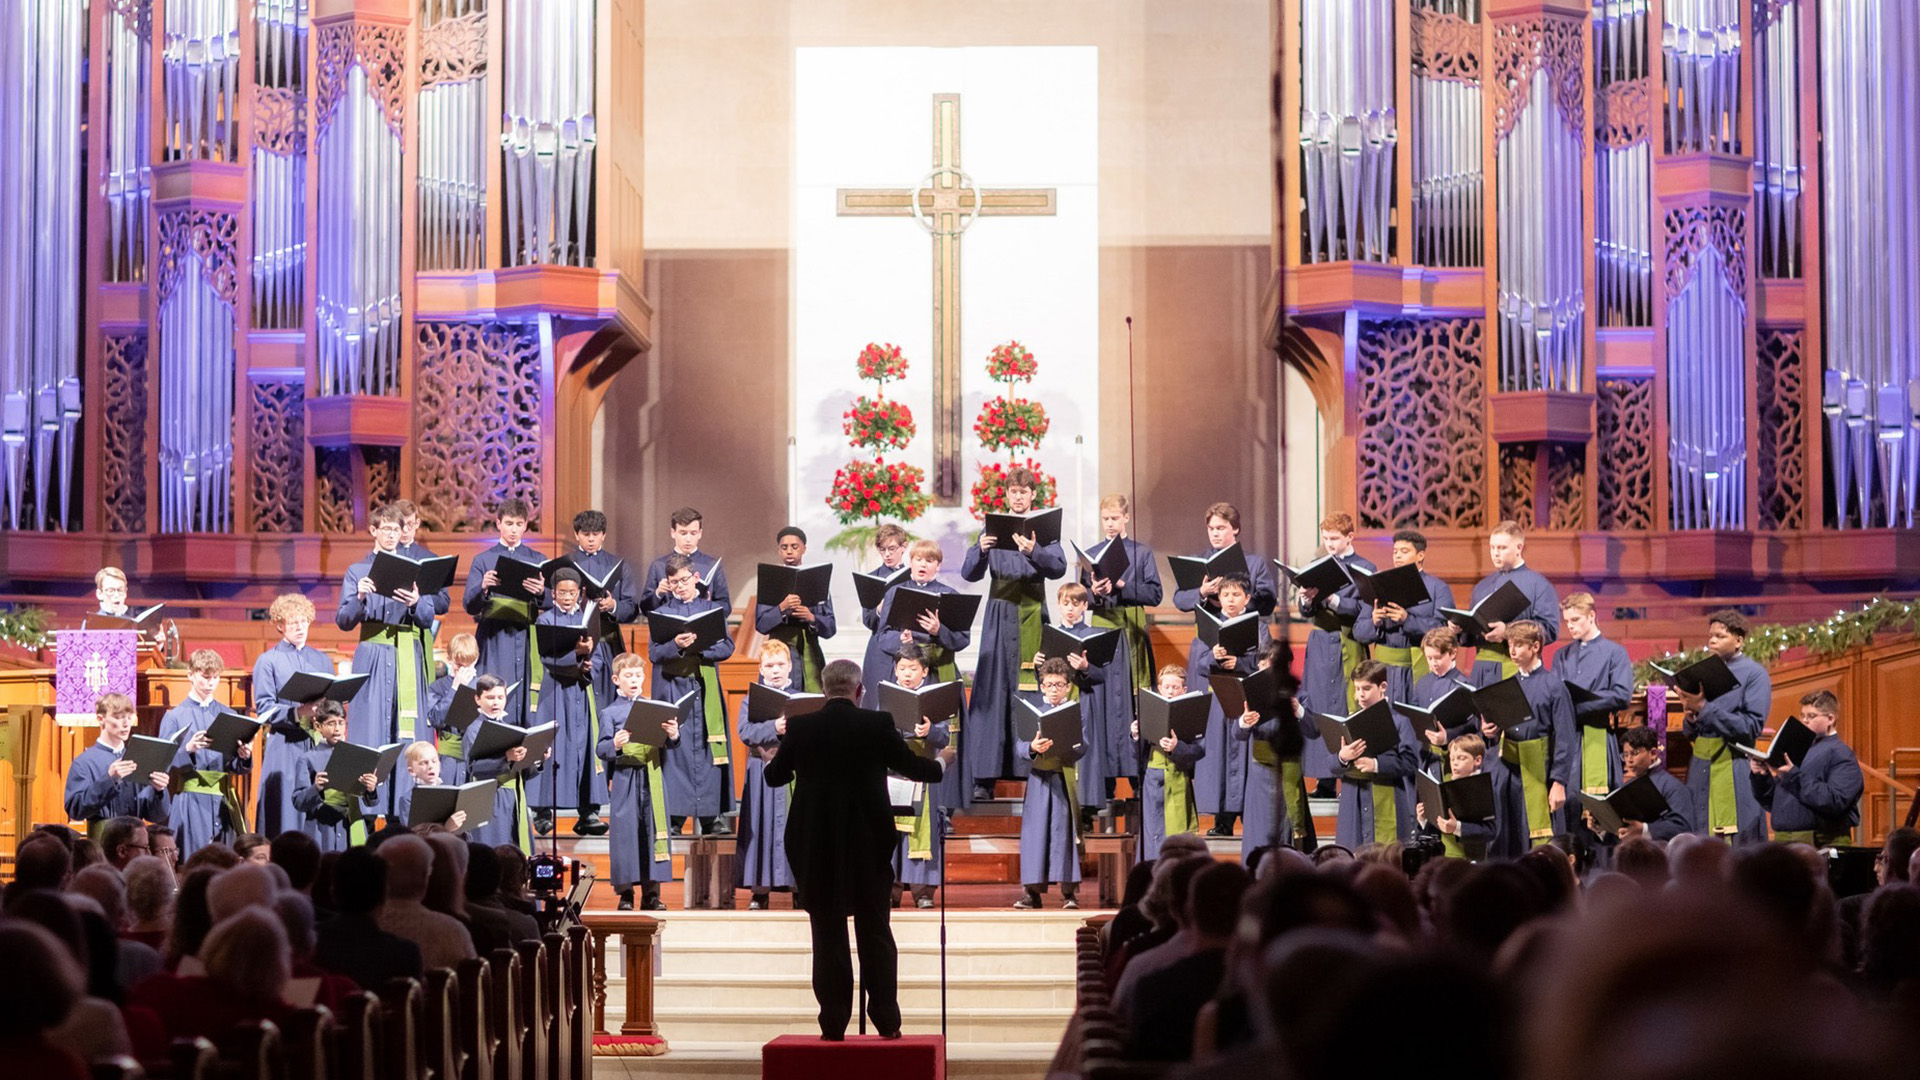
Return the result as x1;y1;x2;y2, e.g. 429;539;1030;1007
331;992;384;1080
563;926;592;1080
423;969;465;1080
90;1056;146;1080
280;1007;334;1080
513;940;549;1080
488;949;524;1080
216;1020;284;1080
540;933;572;1080
169;1037;219;1080
456;957;496;1080
379;978;424;1080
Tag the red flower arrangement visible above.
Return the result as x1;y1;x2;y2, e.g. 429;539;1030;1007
973;395;1049;452
985;341;1037;383
856;342;909;385
828;459;932;523
970;459;1057;518
843;394;916;450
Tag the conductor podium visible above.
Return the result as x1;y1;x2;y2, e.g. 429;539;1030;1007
762;1033;945;1080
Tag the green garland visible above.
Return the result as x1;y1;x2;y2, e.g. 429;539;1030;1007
0;606;52;651
1634;596;1920;688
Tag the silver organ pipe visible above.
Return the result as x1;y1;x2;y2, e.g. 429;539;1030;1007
1412;0;1484;268
502;0;596;267
1594;0;1652;327
419;0;488;270
1298;0;1396;264
252;0;308;330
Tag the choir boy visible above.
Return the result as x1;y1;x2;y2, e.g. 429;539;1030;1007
887;646;950;909
641;506;730;613
962;467;1067;800
1034;581;1121;810
341;502;439;813
1502;620;1578;845
1411;627;1478;770
465;675;542;853
64;693;170;836
1084;493;1163;690
858;523;911;702
394;499;451;664
424;632;481;784
252;593;334;838
161;649;249;858
754;526;838;692
650;552;736;835
94;566;132;617
1353;528;1454;702
1322;660;1418;849
531;568;610;836
1610;725;1699;842
1014;659;1083;910
291;701;378;852
876;538;974;806
1551;592;1632;799
570;509;640;703
1188;574;1269;837
1751;689;1864;847
599;654;679;910
462;497;549;726
1296;513;1378;796
737;641;798;909
1171;501;1279;619
1131;666;1204;861
392;742;471;834
1233;640;1314;855
1677;609;1771;845
1459;520;1561;686
1415;733;1502;861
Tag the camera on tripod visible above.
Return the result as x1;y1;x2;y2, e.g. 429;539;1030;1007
528;852;595;934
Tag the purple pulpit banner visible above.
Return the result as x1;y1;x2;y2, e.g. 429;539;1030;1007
56;630;139;725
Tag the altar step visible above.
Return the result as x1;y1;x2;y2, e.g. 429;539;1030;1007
593;1042;1053;1080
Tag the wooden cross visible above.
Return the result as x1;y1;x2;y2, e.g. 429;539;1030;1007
837;93;1057;505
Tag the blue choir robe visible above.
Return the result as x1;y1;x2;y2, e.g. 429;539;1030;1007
1682;652;1769;844
1408;669;1480;773
754;588;838;694
962;539;1066;785
876;578;974;807
340;552;438;817
1322;709;1420;850
1498;663;1578;846
858;559;910;703
465;711;540;853
1042;619;1125;808
639;549;729;614
649;596;735;819
1353;568;1454;702
735;682;794;891
462;542;551;728
1171;545;1280;619
1187;625;1270;819
251;639;334;838
571;548;641;703
892;719;950;888
397;539;454;620
1297;551;1377;780
527;604;611;814
1234;706;1307;859
1083;536;1164;696
392;784;476;838
1550;634;1632;796
290;742;379;854
161;696;250;858
64;740;170;831
1643;766;1700;842
1015;692;1082;888
1461;564;1561;686
598;694;677;890
1752;732;1863;843
423;674;473;784
1136;729;1203;862
1422;758;1507;861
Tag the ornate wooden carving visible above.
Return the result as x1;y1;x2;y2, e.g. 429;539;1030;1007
1499;443;1535;526
414;321;545;533
315;448;355;534
1597;78;1652;148
253;86;307;156
1596;377;1655;531
103;334;149;534
156;210;239;307
1756;328;1807;530
366;447;401;510
1663;205;1749;299
315;22;408;139
1411;9;1481;81
421;12;486;85
248;378;305;533
1355;318;1487;529
1549;444;1586;530
1492;17;1587;142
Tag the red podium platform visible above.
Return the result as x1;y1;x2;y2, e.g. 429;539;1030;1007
762;1034;945;1080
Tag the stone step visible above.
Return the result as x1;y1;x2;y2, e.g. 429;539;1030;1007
642;941;1077;980
643;909;1089;948
640;1004;1072;1046
592;1042;1057;1080
647;971;1074;1011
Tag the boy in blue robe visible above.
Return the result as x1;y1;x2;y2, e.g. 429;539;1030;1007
1414;733;1504;860
161;648;250;859
1318;660;1419;849
1233;641;1315;856
650;552;736;835
1593;725;1699;844
1410;626;1479;772
640;506;730;613
340;502;439;816
64;692;170;835
1353;528;1454;702
962;466;1067;801
1677;608;1770;845
877;538;974;808
1034;581;1123;811
396;498;452;669
531;569;611;836
1503;620;1579;846
1131;666;1204;861
1751;689;1863;847
599;653;679;910
1014;659;1083;910
1170;501;1279;619
1187;574;1269;837
464;675;544;853
570;509;641;703
291;701;380;853
251;593;334;838
754;526;838;693
393;742;475;834
1294;512;1376;794
737;641;799;909
1084;493;1163;692
1552;592;1632;799
1456;520;1561;687
423;631;480;785
93;566;133;619
462;497;550;727
886;645;952;909
858;523;911;703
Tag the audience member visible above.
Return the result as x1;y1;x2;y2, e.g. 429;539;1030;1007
67;864;163;989
464;842;539;952
98;816;150;871
313;848;424;990
1126;861;1251;1061
122;855;175;950
375;834;476;970
0;919;88;1080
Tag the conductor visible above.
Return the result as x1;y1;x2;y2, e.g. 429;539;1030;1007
765;658;946;1040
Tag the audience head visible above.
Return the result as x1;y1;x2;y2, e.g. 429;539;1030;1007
271;830;323;894
207;862;279;923
1876;827;1920;887
272;891;319;962
424;833;469;919
465;842;504;902
233;833;272;865
1614;836;1670;888
1144;852;1212;930
0;919;83;1037
100;816;149;870
185;842;242;873
202;908;292;1005
69;864;131;930
167;868;220;966
496;845;530;900
333;847;389;917
377;834;435;903
124;855;175;930
9;833;73;903
1188;862;1253;941
148;826;180;871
